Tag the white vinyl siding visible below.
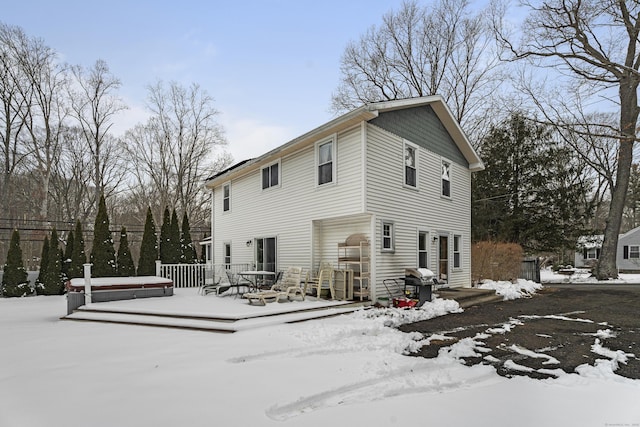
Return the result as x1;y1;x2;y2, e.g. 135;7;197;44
212;126;364;270
366;123;472;295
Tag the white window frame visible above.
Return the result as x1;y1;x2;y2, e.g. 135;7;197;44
223;242;231;268
630;245;640;259
441;159;451;198
453;234;462;269
404;140;418;189
585;248;599;260
222;183;231;212
418;230;429;269
381;221;395;253
261;160;281;190
316;136;336;187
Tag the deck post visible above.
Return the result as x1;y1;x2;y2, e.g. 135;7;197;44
83;263;93;305
155;260;162;277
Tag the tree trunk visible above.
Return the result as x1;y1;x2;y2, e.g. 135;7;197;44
595;77;639;279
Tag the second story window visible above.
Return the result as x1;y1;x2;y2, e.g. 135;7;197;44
404;142;417;188
262;162;280;189
318;140;334;185
223;183;230;212
441;160;451;198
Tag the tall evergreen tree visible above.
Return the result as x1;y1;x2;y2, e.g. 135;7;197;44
138;207;158;276
90;194;117;277
168;208;181;263
2;229;30;297
159;206;171;264
472;112;592;253
62;228;74;279
180;211;197;264
40;228;64;295
116;227;135;277
35;236;50;294
68;220;86;279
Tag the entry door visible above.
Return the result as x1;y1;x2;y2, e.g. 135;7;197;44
438;235;449;283
256;237;277;272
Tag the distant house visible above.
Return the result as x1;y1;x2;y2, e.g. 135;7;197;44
203;96;484;302
575;226;640;273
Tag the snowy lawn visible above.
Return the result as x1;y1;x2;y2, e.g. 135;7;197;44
1;284;639;427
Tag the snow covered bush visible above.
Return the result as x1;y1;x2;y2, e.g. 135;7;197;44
1;229;31;297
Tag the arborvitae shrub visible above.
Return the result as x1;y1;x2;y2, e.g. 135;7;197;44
137;207;158;276
1;229;30;297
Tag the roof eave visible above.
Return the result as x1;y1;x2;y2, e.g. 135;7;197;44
204;106;378;188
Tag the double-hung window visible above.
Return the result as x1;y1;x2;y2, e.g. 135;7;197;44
262;162;280;189
223;243;231;268
317;139;334;185
441;160;451;198
404;141;417;188
453;235;461;268
382;221;394;252
630;246;640;259
418;231;429;268
223;183;230;212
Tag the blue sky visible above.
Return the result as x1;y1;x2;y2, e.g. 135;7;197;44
3;0;408;162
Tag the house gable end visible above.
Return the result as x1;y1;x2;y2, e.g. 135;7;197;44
368;105;468;168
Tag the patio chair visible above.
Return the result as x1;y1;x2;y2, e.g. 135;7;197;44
243;267;303;305
199;276;222;295
305;262;335;300
221;270;252;297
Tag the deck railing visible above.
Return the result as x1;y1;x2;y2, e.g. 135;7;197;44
155;261;252;288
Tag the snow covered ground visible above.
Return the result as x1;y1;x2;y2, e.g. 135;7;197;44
541;268;640;284
1;283;639;427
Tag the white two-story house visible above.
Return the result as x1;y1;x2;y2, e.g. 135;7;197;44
204;96;484;302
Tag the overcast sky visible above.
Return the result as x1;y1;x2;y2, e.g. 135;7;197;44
3;0;411;163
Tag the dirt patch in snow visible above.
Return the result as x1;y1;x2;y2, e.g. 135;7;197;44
400;286;640;380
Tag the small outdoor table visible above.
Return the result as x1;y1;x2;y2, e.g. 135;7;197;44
238;271;276;292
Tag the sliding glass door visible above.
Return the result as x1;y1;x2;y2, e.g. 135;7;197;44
255;237;277;272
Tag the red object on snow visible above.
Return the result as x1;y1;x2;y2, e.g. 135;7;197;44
393;298;418;308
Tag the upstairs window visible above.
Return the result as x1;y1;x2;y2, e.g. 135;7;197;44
262;162;280;189
404;142;417;188
318;140;334;185
223;183;230;212
441;160;451;198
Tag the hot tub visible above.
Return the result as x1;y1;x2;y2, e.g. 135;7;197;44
66;277;173;314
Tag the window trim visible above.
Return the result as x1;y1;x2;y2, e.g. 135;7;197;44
222;182;231;212
453;234;462;269
223;242;231;268
418;230;429;269
261;160;281;190
316;136;337;187
403;140;419;189
441;159;451;199
630;245;640;259
381;220;395;253
585;248;599;260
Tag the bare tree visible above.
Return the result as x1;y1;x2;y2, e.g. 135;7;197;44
0;24;30;225
1;23;68;220
69;59;127;206
332;0;504;140
494;0;640;279
123;81;229;226
50;126;95;223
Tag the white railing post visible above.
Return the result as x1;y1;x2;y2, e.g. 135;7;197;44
155;260;162;277
83;263;92;305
